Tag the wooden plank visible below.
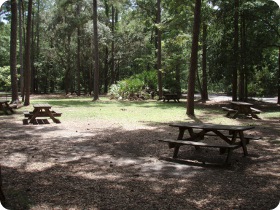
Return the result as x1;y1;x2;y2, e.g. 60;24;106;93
169;123;254;132
222;107;236;112
251;107;262;113
33;103;52;108
203;133;261;140
158;139;239;149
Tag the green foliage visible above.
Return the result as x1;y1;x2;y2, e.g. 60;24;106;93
0;66;11;90
109;70;157;100
0;23;11;67
1;0;279;97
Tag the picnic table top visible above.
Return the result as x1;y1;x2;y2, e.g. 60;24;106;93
231;101;253;106
33;103;52;108
169;123;255;131
0;100;9;103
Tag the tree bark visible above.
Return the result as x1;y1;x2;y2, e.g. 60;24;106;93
156;0;163;99
76;3;81;96
110;6;116;85
65;34;71;95
23;0;33;106
201;22;209;101
10;0;19;103
239;12;245;101
18;0;24;98
232;0;239;101
187;0;201;116
93;0;99;101
277;47;280;104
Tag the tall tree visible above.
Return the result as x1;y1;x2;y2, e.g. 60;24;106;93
23;0;33;106
201;22;209;101
93;0;99;101
156;0;163;99
232;0;239;101
277;0;280;97
187;0;201;116
76;2;81;96
18;0;24;97
10;0;19;103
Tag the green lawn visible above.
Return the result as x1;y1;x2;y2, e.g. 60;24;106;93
17;95;277;126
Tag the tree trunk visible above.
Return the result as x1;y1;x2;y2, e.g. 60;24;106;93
110;6;116;85
65;34;71;95
175;62;181;95
232;0;239;101
104;1;110;93
277;47;280;104
23;0;33;106
239;12;245;101
76;3;81;96
93;0;99;101
31;10;35;93
104;46;109;93
34;0;40;93
10;0;19;104
187;0;201;116
156;0;163;99
18;0;24;98
201;22;209;101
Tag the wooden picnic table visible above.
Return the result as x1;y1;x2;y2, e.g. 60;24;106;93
163;94;180;102
159;122;255;165
23;103;61;124
0;100;14;115
222;101;261;119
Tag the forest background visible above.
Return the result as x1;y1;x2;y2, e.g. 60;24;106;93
0;0;280;109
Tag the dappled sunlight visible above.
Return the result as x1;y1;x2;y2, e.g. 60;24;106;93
2;152;28;168
74;171;123;181
25;162;56;172
0;95;279;209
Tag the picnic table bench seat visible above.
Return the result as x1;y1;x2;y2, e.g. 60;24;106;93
23;111;62;118
8;104;18;109
158;139;239;165
250;107;262;114
202;132;261;144
158;139;239;149
222;107;237;117
222;107;236;112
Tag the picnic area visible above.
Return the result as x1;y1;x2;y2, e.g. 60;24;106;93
0;94;279;210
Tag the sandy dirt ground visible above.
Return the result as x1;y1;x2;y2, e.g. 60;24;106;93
0;95;279;210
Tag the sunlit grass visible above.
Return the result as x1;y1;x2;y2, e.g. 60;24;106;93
17;95;279;125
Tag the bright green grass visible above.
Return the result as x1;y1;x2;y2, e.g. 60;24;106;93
20;96;218;124
19;96;278;125
25;96;189;123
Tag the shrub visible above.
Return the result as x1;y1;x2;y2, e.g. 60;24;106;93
108;70;157;100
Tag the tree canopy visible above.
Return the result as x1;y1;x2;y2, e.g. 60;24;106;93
0;0;279;109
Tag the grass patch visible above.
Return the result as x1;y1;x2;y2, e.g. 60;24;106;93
16;95;279;125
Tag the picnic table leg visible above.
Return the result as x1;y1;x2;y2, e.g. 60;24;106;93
250;111;260;119
224;148;234;165
238;131;248;156
0;103;8;115
45;109;61;123
172;128;186;158
232;111;239;119
29;108;40;124
5;102;14;113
